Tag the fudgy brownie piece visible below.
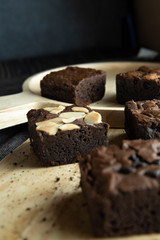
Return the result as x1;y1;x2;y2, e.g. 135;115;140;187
125;99;160;139
138;66;160;74
116;67;160;104
79;139;160;237
40;66;106;105
27;105;109;166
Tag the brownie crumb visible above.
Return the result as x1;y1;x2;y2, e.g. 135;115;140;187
55;177;60;182
42;217;47;222
26;208;31;211
70;177;73;181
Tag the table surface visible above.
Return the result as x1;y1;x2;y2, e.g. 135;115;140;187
2;128;160;240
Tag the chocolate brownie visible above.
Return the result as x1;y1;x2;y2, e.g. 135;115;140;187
40;66;106;105
79;139;160;237
125;99;160;139
138;66;160;74
116;67;160;104
27;105;109;166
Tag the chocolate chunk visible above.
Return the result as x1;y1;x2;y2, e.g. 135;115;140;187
145;169;160;178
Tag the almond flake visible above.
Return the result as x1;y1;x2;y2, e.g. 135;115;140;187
50;117;63;125
72;107;89;113
59;124;80;131
43;105;65;114
62;118;76;123
43;107;56;112
59;111;85;119
36;122;58;135
36;118;62;127
84;111;102;125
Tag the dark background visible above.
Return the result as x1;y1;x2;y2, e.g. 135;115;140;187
0;0;132;60
0;0;159;159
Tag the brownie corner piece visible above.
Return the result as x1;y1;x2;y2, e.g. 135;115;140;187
116;67;160;104
79;139;160;237
125;99;160;139
40;66;106;105
27;105;109;166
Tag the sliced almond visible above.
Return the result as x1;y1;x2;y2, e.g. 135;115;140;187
72;107;89;113
50;117;63;125
59;124;80;131
59;111;85;119
36;122;58;135
36;118;63;127
84;111;102;125
43;105;65;114
43;107;56;112
62;117;76;123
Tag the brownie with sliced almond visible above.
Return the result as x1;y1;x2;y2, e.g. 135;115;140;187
27;105;109;166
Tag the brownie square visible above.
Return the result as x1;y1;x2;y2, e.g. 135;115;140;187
138;66;160;74
40;66;106;105
125;99;160;139
116;66;160;104
27;105;109;166
79;139;160;237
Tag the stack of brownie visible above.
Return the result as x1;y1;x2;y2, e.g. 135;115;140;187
27;66;109;166
116;65;160;140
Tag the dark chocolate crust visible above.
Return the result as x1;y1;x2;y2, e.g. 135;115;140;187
27;105;109;166
40;66;106;105
79;139;160;237
125;99;160;139
116;66;160;104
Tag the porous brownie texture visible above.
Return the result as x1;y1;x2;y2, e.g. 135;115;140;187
79;139;160;237
116;66;160;104
40;66;106;105
27;105;109;166
125;99;160;139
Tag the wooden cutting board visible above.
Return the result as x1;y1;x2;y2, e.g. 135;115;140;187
1;129;160;240
1;61;160;129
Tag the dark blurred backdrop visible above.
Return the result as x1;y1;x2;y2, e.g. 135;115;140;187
0;0;134;60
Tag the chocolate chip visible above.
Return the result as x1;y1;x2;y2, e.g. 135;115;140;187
135;162;147;168
119;167;133;174
129;154;147;168
154;127;160;132
153;160;160;165
145;169;160;178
